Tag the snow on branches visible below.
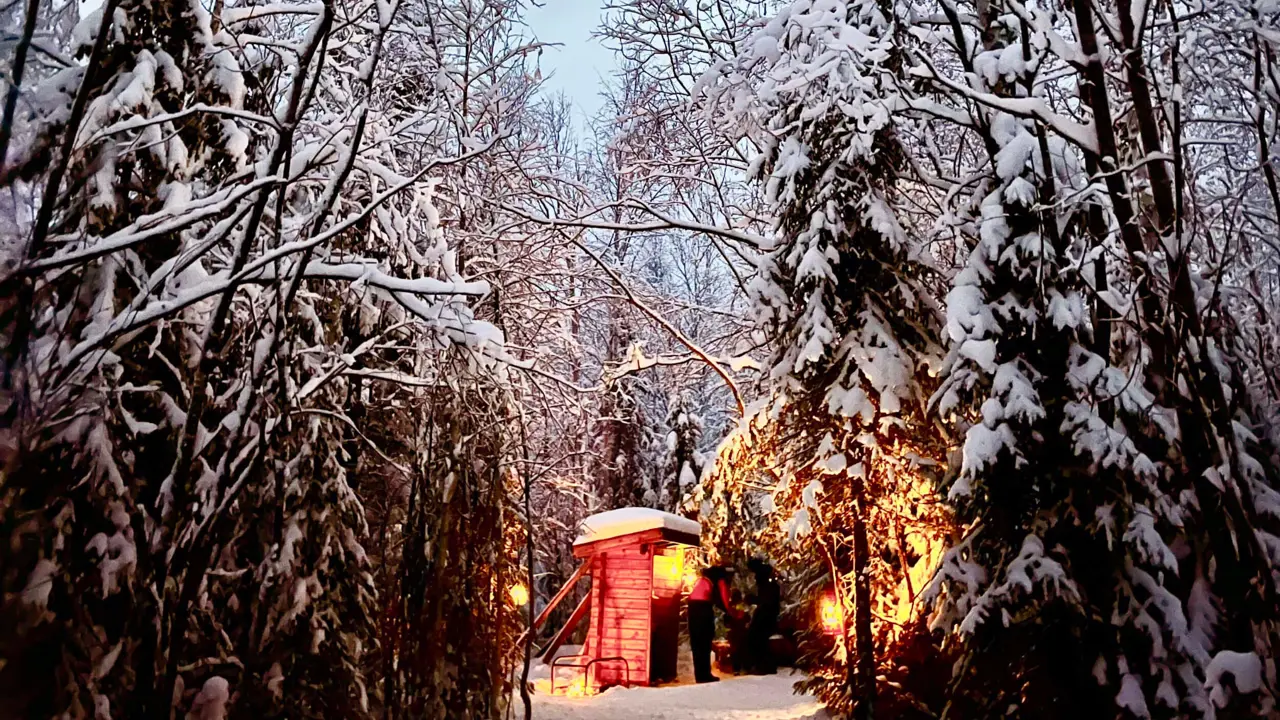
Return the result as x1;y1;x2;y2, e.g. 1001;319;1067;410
691;0;1280;715
697;0;953;715
0;0;521;716
909;0;1280;715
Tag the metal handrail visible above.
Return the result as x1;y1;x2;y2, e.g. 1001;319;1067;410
550;654;632;695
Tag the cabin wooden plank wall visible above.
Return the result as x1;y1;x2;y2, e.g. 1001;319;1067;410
569;516;699;692
585;545;652;687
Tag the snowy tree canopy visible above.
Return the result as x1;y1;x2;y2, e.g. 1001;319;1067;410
2;0;1280;717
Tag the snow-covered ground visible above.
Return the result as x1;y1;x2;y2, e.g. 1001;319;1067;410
524;672;827;720
519;645;827;720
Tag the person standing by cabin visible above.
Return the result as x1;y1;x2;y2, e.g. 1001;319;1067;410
746;557;781;674
688;565;742;683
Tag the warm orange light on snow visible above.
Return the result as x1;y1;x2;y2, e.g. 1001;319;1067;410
508;582;529;607
820;593;842;634
560;674;590;697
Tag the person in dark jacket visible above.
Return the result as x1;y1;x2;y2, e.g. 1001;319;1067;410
746;557;781;674
688;565;742;683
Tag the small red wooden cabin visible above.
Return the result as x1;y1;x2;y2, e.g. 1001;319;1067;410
536;508;700;691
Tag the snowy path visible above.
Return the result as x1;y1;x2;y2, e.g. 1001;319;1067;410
523;672;827;720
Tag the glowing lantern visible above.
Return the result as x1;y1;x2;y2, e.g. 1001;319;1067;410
820;592;842;635
509;582;530;607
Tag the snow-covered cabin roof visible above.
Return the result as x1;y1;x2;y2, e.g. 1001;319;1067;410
573;508;701;547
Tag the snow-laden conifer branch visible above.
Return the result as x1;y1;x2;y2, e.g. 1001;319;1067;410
908;52;1100;153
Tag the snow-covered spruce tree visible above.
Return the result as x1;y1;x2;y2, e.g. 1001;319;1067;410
370;361;520;719
0;0;510;715
657;391;706;513
593;356;659;510
0;0;286;713
700;0;953;715
914;0;1280;716
921;9;1124;714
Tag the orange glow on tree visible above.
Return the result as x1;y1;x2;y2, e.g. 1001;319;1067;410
681;556;700;593
508;582;529;607
820;593;842;634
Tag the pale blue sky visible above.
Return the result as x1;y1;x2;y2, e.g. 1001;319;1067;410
82;1;616;123
525;1;615;127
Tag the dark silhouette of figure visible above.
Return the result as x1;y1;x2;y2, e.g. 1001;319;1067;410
688;565;741;683
746;557;781;674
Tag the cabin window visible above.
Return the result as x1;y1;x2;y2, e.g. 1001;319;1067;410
652;551;683;596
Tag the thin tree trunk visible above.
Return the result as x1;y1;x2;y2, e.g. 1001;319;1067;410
154;13;336;713
1072;0;1172;383
0;0;40;174
1114;0;1209;368
1115;0;1178;236
851;479;875;720
1074;30;1115;420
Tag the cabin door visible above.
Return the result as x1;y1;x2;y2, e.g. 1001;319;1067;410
649;596;679;683
649;550;684;683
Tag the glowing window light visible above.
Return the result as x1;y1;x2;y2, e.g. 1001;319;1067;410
820;592;842;635
508;582;529;607
653;553;684;594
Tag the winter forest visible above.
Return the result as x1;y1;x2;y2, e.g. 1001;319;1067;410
3;0;1280;716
